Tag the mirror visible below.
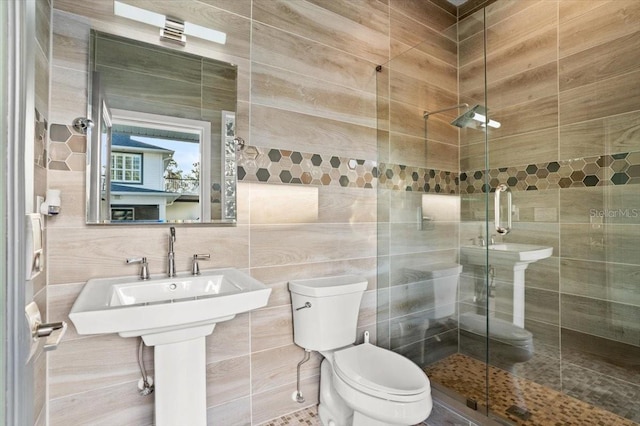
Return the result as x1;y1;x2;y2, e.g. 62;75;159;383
86;31;238;224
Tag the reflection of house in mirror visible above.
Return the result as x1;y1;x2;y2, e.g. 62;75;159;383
106;133;200;222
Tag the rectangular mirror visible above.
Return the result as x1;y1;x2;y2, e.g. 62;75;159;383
86;31;238;224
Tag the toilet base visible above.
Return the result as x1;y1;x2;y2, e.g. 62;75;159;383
318;359;352;426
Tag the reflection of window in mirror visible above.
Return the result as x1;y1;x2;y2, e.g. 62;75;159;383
111;152;142;183
104;109;211;223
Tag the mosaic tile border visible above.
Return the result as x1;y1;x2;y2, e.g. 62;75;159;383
378;163;458;193
237;146;457;194
460;152;640;194
238;146;378;188
48;123;640;195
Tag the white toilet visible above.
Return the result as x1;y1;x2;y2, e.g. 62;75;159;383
289;275;432;426
417;263;534;368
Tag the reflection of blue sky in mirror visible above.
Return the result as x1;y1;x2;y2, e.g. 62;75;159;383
132;136;200;173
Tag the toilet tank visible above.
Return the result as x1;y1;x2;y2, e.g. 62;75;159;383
405;263;462;319
289;275;368;352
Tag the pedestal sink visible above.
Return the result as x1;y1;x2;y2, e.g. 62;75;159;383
460;243;552;327
69;268;271;426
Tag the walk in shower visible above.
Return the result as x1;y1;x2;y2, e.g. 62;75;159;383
376;1;639;425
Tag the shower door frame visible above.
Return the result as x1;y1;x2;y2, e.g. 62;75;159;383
2;0;37;424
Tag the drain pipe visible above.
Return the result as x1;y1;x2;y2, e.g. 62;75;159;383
292;349;311;403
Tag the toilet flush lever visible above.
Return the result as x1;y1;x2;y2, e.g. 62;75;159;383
295;302;312;311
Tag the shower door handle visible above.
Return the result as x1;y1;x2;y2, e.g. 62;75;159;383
494;184;511;235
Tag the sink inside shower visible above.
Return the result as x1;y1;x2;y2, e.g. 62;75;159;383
460;243;553;328
461;243;553;268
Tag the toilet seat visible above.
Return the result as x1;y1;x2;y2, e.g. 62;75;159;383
333;343;430;402
460;312;533;345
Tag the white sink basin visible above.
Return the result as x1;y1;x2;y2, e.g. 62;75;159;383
461;243;553;267
69;268;271;341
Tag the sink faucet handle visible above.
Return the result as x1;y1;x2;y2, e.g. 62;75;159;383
191;254;210;276
127;257;150;280
490;234;497;245
477;236;486;247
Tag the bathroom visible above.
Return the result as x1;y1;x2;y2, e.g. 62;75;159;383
1;0;638;425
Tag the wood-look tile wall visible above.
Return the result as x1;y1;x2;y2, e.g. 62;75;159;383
42;0;639;423
459;0;640;413
47;0;383;424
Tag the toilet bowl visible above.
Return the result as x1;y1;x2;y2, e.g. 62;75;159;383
289;275;432;426
459;312;534;366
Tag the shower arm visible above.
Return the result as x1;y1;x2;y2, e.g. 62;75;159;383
423;103;469;119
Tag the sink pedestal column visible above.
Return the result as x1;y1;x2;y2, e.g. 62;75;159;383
155;337;207;426
512;264;528;328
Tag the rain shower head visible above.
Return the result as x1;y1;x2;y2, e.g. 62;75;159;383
451;105;501;129
423;104;501;129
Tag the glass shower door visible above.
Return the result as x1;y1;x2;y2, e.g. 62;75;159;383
377;1;639;424
467;1;640;425
375;7;492;415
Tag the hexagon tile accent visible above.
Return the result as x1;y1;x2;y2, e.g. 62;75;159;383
238;146;379;189
237;146;459;193
48;124;87;171
460;152;640;194
46;121;640;194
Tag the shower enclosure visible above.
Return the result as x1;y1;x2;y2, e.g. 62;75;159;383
376;1;639;425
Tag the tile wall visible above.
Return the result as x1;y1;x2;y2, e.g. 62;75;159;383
457;0;640;417
43;0;406;424
40;0;639;424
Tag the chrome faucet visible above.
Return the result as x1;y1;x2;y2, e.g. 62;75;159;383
168;226;176;277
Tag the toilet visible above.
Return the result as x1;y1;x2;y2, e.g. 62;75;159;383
459;312;534;367
421;263;534;368
289;275;432;426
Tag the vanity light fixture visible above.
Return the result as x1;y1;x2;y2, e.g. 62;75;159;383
113;1;226;45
